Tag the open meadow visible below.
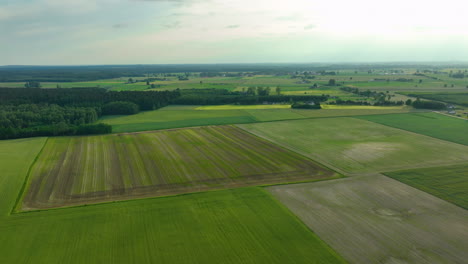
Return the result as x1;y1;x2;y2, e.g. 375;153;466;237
22;126;337;210
358;112;468;145
268;175;468;264
385;164;468;209
238;117;468;174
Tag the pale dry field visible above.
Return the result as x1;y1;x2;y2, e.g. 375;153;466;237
268;175;468;264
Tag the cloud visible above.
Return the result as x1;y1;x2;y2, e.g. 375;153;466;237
226;25;240;29
304;24;315;30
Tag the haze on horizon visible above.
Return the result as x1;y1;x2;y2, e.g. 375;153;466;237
1;0;467;65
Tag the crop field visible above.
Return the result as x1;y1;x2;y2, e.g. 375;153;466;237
23;126;336;210
195;104;291;110
385;164;468;209
268;175;468;264
291;108;418;118
102;105;420;133
0;137;344;264
238;118;468;174
320;105;406;110
101;107;257;133
0;138;47;216
358;112;468;145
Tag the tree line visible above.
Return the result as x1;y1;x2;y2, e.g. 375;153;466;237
0;88;180;139
172;89;328;105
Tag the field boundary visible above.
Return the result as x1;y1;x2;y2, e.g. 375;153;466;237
106;110;427;136
10;137;49;215
16;126;342;213
258;187;348;263
234;124;352;176
14;175;344;214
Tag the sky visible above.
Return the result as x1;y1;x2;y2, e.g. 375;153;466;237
1;0;467;65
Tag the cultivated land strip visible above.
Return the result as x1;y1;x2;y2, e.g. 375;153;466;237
385;164;468;210
357;112;468;146
268;175;468;264
237;117;468;174
22;126;337;210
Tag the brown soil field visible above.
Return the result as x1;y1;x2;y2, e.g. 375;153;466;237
268;175;468;264
22;126;337;210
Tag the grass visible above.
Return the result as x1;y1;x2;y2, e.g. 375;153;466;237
101;107;257;133
0;138;47;216
101;105;419;134
195;104;291;110
0;138;344;264
268;175;468;264
291;108;419;118
1;187;346;263
23;126;337;210
0;136;346;263
357;112;468;145
320;105;406;110
385;164;468;209
238;117;468;174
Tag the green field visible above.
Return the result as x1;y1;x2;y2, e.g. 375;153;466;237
238;118;468;174
0;138;47;216
195;104;291;110
357;112;468;145
101;107;257;133
0;137;346;264
291;108;419;118
320;105;406;110
102;105;419;133
268;175;468;264
23;126;336;210
385;164;468;209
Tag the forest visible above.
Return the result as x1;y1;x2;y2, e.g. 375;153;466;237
0;88;180;139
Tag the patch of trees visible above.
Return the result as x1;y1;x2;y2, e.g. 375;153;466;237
291;102;321;109
328;100;371;106
395;78;413;82
413;73;438;80
0;104;112;139
450;71;465;78
24;81;41;88
411;99;446;110
102;101;139;115
318;71;337;75
340;87;385;98
0;88;180;111
172;89;328;105
0;88;180;139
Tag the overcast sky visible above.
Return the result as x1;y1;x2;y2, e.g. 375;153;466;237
1;0;467;65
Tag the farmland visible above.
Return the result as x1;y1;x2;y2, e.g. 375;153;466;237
385;164;468;209
0;130;345;264
102;105;417;133
1;64;468;264
238;117;468;174
22;126;337;210
357;112;468;145
268;175;468;264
